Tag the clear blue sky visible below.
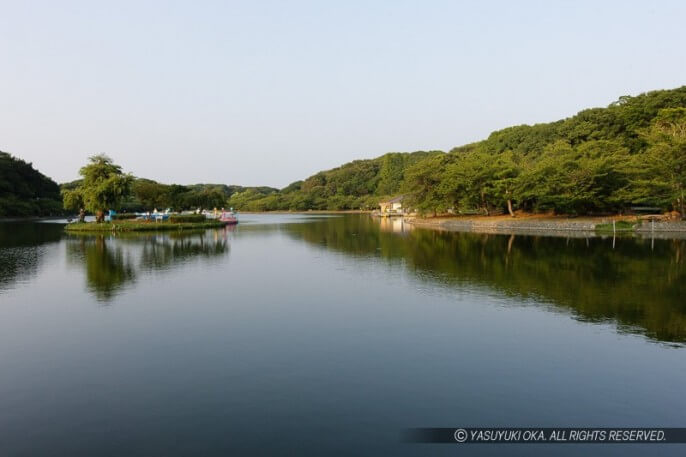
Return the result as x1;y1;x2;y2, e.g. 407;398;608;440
1;0;685;187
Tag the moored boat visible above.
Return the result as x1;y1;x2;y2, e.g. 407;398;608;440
219;210;238;225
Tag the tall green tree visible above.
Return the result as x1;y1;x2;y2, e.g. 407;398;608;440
403;155;453;215
377;153;406;196
513;140;632;214
637;108;686;215
62;154;133;222
487;150;521;216
132;179;171;209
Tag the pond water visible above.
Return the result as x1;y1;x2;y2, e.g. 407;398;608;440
1;214;685;456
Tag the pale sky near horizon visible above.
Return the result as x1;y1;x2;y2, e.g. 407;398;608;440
1;0;685;187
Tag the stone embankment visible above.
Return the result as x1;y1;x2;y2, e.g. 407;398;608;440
635;221;686;233
406;215;686;237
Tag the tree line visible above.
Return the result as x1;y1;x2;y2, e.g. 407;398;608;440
4;86;685;218
0;151;62;217
60;154;279;220
230;86;686;216
124;180;277;213
403;90;686;216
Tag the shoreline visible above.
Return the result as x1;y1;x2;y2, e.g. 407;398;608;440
237;210;371;214
64;220;229;232
405;214;686;237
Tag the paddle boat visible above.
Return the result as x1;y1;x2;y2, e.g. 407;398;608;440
219;209;238;225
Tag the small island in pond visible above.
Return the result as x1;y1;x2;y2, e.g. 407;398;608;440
61;155;237;232
65;218;230;232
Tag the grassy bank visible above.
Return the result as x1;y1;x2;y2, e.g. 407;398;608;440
595;220;637;233
64;220;228;232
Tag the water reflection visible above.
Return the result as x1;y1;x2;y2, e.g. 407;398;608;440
66;236;136;301
4;217;685;344
378;217;411;235
282;215;686;344
138;230;231;271
66;229;230;301
0;222;63;292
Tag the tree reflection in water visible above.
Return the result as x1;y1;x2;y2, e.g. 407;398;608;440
0;222;63;292
60;215;686;344
139;230;230;271
66;229;230;302
282;215;686;345
66;235;136;301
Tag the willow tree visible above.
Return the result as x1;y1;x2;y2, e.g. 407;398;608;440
62;154;133;222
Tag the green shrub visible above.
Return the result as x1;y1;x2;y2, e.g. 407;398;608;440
169;214;206;223
595;220;637;232
111;213;138;220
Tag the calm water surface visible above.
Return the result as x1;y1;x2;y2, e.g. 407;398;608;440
1;214;685;456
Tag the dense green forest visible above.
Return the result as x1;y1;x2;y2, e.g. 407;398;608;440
4;86;686;217
124;182;278;212
0;151;62;217
229;86;686;215
228;150;440;211
62;177;278;213
128;182;278;212
61;151;439;213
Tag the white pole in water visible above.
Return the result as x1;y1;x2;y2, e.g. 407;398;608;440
651;220;655;251
613;220;616;235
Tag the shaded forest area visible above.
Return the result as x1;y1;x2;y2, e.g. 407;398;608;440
0;152;62;217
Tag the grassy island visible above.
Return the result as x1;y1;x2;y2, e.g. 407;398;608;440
65;220;228;232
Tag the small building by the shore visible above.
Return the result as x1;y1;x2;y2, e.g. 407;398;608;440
379;195;405;215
